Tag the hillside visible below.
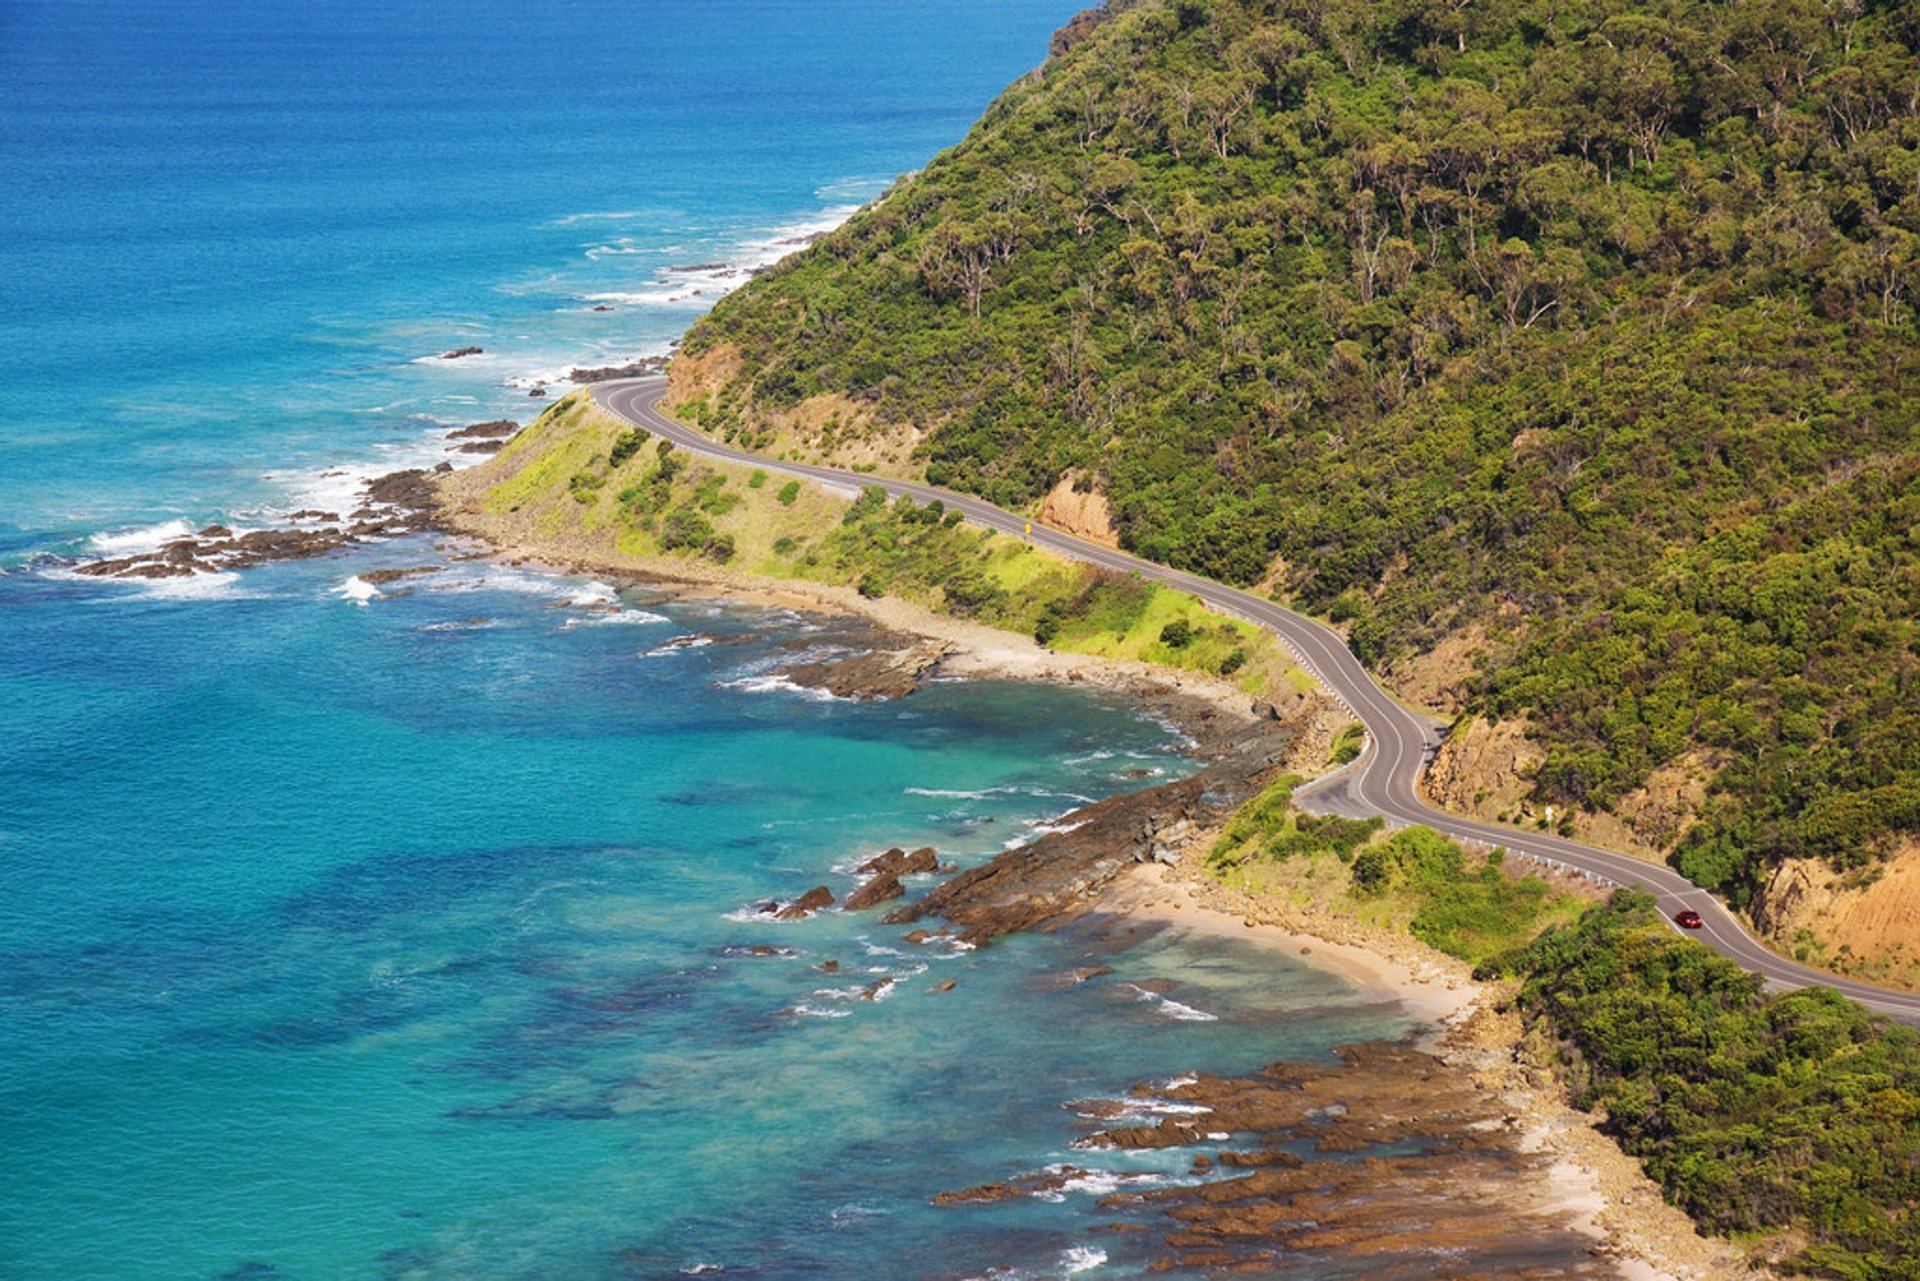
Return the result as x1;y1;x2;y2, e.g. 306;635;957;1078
674;0;1920;964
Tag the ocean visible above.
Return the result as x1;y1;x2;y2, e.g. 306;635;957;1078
0;3;1419;1276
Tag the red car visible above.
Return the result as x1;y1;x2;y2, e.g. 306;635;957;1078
1673;910;1704;929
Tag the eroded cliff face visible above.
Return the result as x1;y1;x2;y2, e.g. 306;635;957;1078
1421;716;1542;827
1035;472;1119;548
665;342;923;476
1750;841;1920;993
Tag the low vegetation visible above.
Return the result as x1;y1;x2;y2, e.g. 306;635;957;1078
461;393;1316;702
1208;776;1585;965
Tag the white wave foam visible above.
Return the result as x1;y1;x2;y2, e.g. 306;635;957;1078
1122;984;1219;1022
89;519;196;555
1060;1245;1108;1274
427;567;589;599
133;570;245;601
1000;817;1088;851
641;635;713;658
417;618;499;632
580;287;695;305
787;1004;851;1019
334;576;382;607
561;608;671;629
1031;1166;1172;1204
717;673;839;702
1165;1074;1198;1090
552;210;646;226
905;784;1095;804
735;205;863;271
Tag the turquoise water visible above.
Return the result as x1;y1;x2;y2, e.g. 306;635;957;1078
0;4;1419;1276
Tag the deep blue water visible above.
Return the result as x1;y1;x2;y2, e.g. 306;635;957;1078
0;4;1420;1277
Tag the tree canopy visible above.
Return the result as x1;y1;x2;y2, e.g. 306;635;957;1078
684;0;1920;901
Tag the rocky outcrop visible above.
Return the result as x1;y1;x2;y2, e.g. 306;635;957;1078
774;886;834;920
844;874;906;912
448;419;519;439
941;1043;1618;1276
858;846;939;877
774;636;950;700
73;468;448;582
884;720;1295;943
844;847;941;911
440;346;483;359
567;355;667;384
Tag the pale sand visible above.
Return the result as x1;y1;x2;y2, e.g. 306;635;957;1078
460;532;1758;1281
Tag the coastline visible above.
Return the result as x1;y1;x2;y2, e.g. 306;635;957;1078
463;533;1324;767
443;518;1755;1280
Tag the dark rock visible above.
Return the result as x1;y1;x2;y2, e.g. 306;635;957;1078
844;873;904;912
775;885;834;920
448;419;519;439
775;639;949;700
930;980;956;992
440;346;483;359
817;959;840;972
528;388;546;397
858;976;894;1001
567;355;667;384
857;845;939;877
591;305;613;312
358;566;441;586
455;440;504;455
935;1166;1087;1206
198;524;234;537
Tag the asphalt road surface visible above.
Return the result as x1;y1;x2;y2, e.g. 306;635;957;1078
595;376;1920;1027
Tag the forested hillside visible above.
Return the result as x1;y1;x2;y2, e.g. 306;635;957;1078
678;0;1920;913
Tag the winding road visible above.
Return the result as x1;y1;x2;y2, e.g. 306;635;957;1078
596;376;1920;1027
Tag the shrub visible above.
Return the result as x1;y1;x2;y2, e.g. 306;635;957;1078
748;469;767;489
659;507;715;552
609;427;650;467
1159;618;1194;648
777;479;801;506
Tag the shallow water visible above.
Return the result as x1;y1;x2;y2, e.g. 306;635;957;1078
1;3;1425;1275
